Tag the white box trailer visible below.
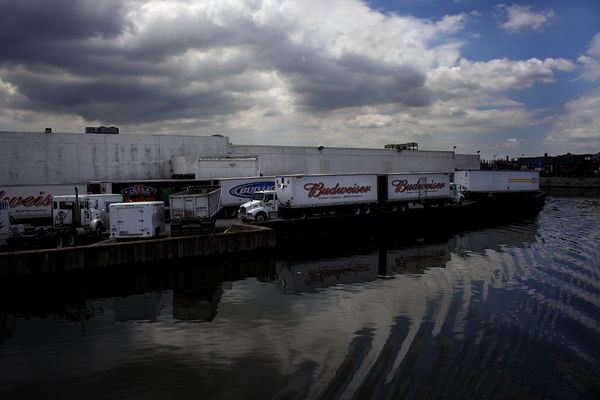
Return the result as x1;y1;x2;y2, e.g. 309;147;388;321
276;174;379;219
169;186;222;235
455;170;539;197
0;184;87;222
211;176;276;217
383;173;453;210
110;201;166;240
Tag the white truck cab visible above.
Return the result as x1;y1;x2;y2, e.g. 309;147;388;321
449;183;465;205
238;190;279;222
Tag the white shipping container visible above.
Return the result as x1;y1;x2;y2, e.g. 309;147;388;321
0;184;87;220
110;201;166;239
455;170;539;193
277;174;378;208
386;173;451;202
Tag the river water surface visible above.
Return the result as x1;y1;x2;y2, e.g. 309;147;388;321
1;190;599;399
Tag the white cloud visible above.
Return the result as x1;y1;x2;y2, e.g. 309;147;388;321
545;89;600;150
496;4;555;32
577;33;600;81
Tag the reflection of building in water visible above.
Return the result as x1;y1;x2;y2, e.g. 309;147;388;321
114;292;166;322
173;284;226;322
277;255;379;294
450;223;539;256
380;243;451;276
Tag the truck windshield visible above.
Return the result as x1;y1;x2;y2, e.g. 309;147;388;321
252;193;264;201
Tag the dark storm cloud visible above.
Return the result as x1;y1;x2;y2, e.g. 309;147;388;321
0;0;433;126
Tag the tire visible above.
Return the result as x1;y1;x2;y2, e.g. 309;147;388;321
228;208;237;218
439;201;446;208
390;204;398;212
52;232;64;249
352;206;361;215
255;213;267;222
297;211;307;220
65;230;76;246
363;205;371;214
399;203;407;212
423;203;432;209
458;197;464;205
94;224;103;239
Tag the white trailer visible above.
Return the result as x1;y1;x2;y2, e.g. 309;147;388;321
0;184;87;223
382;172;461;211
169;186;222;235
211;176;276;217
455;170;539;197
110;201;166;240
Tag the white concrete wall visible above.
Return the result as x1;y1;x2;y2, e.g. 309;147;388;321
1;131;229;185
227;145;477;176
171;156;260;179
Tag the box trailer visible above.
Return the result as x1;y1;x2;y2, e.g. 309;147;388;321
380;172;457;211
211;176;276;217
0;184;87;223
455;170;539;197
110;201;166;240
169;186;222;235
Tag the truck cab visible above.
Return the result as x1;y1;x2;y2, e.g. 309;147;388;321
449;183;465;205
53;195;103;234
238;190;278;222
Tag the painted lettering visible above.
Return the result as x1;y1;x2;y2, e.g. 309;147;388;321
391;179;445;193
303;182;372;198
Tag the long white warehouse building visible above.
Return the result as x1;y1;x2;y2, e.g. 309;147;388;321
1;130;479;186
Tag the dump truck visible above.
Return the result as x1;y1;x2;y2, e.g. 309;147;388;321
169;186;222;235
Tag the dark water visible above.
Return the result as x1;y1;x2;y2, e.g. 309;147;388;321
1;190;600;399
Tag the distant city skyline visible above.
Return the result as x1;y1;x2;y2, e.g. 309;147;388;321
1;0;598;160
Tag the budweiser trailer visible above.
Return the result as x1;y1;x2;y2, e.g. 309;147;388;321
210;176;276;218
379;172;462;211
454;170;539;198
0;183;87;224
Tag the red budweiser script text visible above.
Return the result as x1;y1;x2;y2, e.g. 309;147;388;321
391;180;445;193
0;191;52;207
303;183;372;198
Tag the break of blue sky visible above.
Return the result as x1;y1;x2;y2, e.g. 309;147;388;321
0;0;599;160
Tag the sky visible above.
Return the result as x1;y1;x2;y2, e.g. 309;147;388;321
1;0;599;160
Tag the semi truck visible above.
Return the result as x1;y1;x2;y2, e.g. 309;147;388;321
169;186;222;235
0;183;87;224
239;173;463;222
110;201;166;240
210;176;276;218
8;189;113;248
454;170;539;198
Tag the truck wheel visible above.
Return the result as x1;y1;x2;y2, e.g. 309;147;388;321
438;201;446;207
255;213;267;222
399;203;407;212
458;197;464;205
363;205;371;214
352;206;361;215
65;231;76;246
51;232;64;249
390;204;398;212
297;211;307;220
423;203;431;208
228;208;237;218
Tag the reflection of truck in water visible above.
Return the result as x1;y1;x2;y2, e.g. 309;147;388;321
239;173;463;222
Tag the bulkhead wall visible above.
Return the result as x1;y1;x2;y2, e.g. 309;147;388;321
1;131;230;185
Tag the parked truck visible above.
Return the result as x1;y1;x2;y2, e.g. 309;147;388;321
210;176;276;218
110;201;166;240
0;201;25;247
0;183;87;224
8;189;111;248
169;186;222;235
454;170;539;198
238;173;464;222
